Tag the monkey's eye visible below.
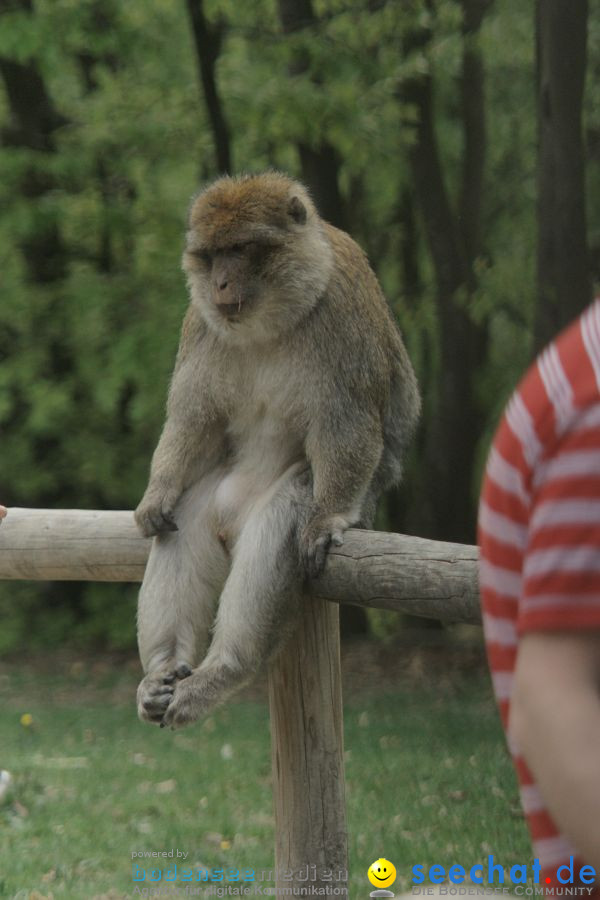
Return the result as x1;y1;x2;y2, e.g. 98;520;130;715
229;242;250;254
191;248;212;265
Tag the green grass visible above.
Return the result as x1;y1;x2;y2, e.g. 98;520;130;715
0;650;531;899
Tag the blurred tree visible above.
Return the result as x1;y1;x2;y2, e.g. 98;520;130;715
0;0;68;284
0;0;595;649
277;0;347;229
0;0;196;648
76;0;136;276
0;0;72;512
185;0;232;175
399;0;490;544
535;0;590;352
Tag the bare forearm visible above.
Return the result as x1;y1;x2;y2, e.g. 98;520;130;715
510;635;600;871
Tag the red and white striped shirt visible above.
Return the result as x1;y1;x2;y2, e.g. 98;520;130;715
479;299;600;883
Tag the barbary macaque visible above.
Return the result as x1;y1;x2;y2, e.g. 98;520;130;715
135;172;420;728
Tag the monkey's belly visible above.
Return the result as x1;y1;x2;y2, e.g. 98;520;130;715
212;468;271;550
212;453;304;551
213;470;255;523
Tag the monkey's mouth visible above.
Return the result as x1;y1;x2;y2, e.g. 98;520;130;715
217;301;245;319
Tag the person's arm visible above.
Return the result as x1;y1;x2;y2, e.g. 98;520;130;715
510;630;600;871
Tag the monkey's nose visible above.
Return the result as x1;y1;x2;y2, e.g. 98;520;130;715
218;278;228;291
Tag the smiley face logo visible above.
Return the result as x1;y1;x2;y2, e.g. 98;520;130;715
368;858;397;889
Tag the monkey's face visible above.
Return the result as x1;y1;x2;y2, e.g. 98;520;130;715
182;173;334;342
188;241;277;322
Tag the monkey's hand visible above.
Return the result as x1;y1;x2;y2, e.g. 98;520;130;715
134;485;181;537
299;512;347;580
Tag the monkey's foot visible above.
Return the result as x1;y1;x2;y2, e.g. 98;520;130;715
299;513;347;580
137;664;192;725
161;666;236;730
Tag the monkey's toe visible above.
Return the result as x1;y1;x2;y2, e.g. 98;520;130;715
300;515;346;580
137;672;177;725
308;535;331;579
300;532;332;580
161;700;196;730
160;677;206;730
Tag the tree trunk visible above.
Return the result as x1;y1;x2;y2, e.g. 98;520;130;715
277;0;346;228
460;0;490;269
399;186;422;306
399;2;489;545
185;0;232;175
0;0;69;284
77;2;136;275
535;0;590;353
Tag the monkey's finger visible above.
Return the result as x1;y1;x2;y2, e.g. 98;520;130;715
162;674;176;684
330;530;344;547
136;515;159;538
158;521;179;533
160;511;179;532
146;513;165;535
148;511;178;534
175;664;192;679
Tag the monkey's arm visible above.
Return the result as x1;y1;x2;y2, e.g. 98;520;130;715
135;411;223;537
301;409;383;578
135;315;224;537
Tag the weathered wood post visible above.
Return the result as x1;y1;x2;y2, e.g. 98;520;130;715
0;507;480;897
269;596;347;896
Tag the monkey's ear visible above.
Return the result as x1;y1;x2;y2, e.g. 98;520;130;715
287;196;307;225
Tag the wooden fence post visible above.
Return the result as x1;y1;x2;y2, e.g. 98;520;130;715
268;595;348;897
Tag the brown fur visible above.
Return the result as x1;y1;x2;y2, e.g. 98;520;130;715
189;172;310;249
134;172;420;729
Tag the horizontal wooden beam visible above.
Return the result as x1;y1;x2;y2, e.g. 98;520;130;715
0;508;481;623
321;528;480;624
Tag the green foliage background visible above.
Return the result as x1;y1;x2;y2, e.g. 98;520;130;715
2;0;600;650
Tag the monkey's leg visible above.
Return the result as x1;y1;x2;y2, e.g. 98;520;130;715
162;465;310;729
137;473;229;724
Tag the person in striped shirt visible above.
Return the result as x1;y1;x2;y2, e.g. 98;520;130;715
479;300;600;890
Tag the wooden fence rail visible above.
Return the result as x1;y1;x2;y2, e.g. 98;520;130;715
0;508;480;897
